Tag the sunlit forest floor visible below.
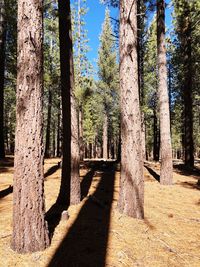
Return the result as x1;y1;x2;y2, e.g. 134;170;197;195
0;157;200;267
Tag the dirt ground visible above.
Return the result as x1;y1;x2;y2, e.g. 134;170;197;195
0;157;200;267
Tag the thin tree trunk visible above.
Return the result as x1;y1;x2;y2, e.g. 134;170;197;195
153;108;159;161
157;0;173;185
103;113;108;159
52;121;56;157
118;0;144;219
0;0;5;159
57;0;80;207
12;0;49;253
56;102;61;157
45;88;52;158
79;108;84;161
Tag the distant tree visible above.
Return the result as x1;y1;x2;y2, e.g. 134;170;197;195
173;0;195;167
118;0;144;219
157;0;173;184
0;0;5;158
12;0;50;253
72;0;91;161
57;0;80;206
97;8;119;159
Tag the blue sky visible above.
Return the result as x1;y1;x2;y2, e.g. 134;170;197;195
78;0;173;74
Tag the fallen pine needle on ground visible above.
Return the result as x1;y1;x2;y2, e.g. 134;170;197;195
0;157;200;267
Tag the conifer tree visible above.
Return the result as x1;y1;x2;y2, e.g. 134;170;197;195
157;0;173;184
12;0;50;253
57;0;80;206
97;8;119;159
118;0;144;219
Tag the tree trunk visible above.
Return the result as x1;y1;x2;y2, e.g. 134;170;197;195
157;0;173;185
103;113;108;159
79;108;84;161
45;88;52;158
12;0;49;253
153;107;160;161
52;121;56;157
57;0;80;207
118;0;144;219
0;0;5;159
56;103;61;157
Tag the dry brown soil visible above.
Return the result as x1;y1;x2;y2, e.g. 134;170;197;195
0;157;200;267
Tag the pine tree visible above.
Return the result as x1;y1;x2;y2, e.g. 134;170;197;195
173;0;198;167
157;0;173;184
12;0;50;253
72;0;91;161
97;8;119;160
118;0;144;219
57;0;80;206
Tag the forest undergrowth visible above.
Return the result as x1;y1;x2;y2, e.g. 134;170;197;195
0;157;200;267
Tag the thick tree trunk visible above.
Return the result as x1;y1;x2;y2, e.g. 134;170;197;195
182;6;194;168
118;0;144;219
12;0;49;253
0;0;5;159
45;88;52;158
157;0;173;185
57;0;80;207
103;113;108;159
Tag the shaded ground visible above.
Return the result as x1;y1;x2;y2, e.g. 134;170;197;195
0;158;200;267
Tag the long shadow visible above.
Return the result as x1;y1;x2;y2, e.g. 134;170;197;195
144;165;160;182
47;162;116;267
46;163;96;240
44;162;61;179
0;186;13;199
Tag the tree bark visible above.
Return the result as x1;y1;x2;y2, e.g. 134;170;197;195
103;112;108;159
157;0;173;185
12;0;49;253
153;107;160;161
0;0;5;159
118;0;144;219
57;0;80;207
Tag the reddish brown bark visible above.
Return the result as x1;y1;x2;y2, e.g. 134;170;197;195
118;0;144;219
57;0;80;207
12;0;49;253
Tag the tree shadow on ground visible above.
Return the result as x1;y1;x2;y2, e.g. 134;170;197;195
46;163;96;241
178;181;200;191
173;164;200;177
0;157;14;173
144;165;160;182
0;186;13;199
44;162;61;180
47;162;116;267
